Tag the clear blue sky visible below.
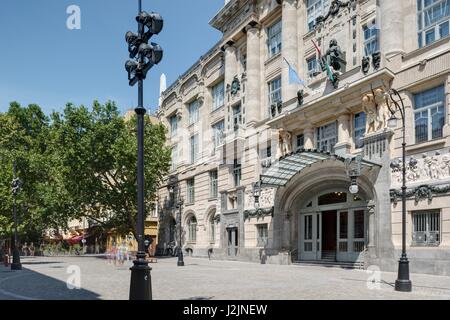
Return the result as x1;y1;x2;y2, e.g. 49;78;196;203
0;0;223;115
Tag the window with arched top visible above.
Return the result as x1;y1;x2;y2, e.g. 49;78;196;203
188;216;197;242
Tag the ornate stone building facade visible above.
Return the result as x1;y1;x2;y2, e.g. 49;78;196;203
156;0;450;275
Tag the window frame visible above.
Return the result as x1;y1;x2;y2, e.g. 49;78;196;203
413;85;446;144
188;100;200;125
212;81;225;111
186;178;195;204
362;21;380;56
233;159;242;187
256;224;269;247
188;215;197;242
316;121;338;153
212;120;225;150
169;114;178;137
267;19;282;59
354;112;366;149
190;134;199;164
210;170;218;199
171;144;178;171
412;210;441;246
307;0;331;32
232;104;242;131
417;0;450;48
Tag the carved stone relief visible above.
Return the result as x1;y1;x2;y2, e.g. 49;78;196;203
245;188;275;210
391;150;450;187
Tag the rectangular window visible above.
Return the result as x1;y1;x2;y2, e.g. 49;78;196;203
269;77;282;117
363;22;380;56
267;20;282;58
232;104;242;131
212;120;224;150
354;210;365;239
316;121;338;153
307;0;330;32
171;144;178;171
354;112;366;149
413;85;445;143
188;100;200;125
233;159;241;187
257;224;269;247
417;0;450;48
307;56;318;78
413;210;440;246
296;134;305;150
266;146;272;158
187;178;195;204
190;134;199;163
169;115;178;137
212;81;225;111
210;170;218;199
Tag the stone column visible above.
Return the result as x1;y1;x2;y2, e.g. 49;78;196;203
303;126;314;149
380;0;405;59
281;0;299;105
245;24;261;127
334;114;351;156
224;42;238;93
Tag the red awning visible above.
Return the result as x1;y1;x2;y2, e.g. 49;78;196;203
66;235;83;245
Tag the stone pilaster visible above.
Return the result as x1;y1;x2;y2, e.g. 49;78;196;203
303;126;314;149
224;42;238;91
380;0;405;59
334;114;351;156
245;24;261;127
281;0;299;105
443;74;450;139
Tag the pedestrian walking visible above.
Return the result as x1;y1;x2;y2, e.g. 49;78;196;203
22;242;28;256
29;242;35;257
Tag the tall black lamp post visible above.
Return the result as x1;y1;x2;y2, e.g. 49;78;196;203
177;191;185;267
387;88;412;292
124;0;164;300
11;161;22;271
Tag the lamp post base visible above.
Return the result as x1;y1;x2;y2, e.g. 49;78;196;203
177;250;184;267
395;256;412;292
129;251;152;300
11;248;21;270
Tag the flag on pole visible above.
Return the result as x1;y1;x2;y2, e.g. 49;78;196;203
283;57;305;86
311;39;335;83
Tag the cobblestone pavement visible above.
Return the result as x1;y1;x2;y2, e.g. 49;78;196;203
1;256;450;300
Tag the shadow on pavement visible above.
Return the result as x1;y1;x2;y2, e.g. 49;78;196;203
0;266;101;300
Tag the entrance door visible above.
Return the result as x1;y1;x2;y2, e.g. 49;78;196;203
227;228;238;257
321;211;337;260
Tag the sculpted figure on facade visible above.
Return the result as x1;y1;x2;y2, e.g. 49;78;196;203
362;88;389;134
277;129;292;158
325;39;346;72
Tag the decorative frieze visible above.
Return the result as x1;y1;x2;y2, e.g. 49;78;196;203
243;207;274;221
391;149;450;187
245;188;275;210
390;183;450;204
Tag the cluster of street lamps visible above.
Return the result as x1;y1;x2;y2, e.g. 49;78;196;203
124;0;164;300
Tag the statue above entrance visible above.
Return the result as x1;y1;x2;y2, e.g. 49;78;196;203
362;87;390;134
277;129;292;159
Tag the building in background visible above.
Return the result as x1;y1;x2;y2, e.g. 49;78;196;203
156;0;450;276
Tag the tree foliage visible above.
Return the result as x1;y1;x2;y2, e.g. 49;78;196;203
0;101;171;240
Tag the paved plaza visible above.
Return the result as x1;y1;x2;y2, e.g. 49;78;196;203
1;256;450;300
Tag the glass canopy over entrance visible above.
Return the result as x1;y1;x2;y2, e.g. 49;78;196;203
260;149;379;188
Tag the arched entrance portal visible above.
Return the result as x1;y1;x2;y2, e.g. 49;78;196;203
298;189;368;262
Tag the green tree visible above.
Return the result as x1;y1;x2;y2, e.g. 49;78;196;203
0;103;69;240
51;101;171;237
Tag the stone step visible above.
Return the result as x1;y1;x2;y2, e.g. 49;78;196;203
293;260;365;270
